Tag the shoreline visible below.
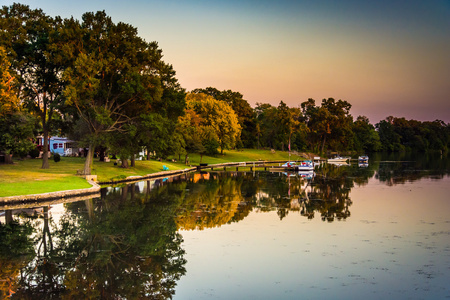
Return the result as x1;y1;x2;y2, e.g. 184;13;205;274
0;160;295;206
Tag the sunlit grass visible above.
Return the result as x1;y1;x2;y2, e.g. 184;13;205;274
1;176;92;197
0;149;301;197
0;157;91;197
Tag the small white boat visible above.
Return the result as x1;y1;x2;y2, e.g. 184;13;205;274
282;161;297;168
282;160;314;170
327;155;350;163
297;160;314;171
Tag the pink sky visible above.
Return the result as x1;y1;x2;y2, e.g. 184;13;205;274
6;0;450;124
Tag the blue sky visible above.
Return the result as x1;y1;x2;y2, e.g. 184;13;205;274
2;0;450;123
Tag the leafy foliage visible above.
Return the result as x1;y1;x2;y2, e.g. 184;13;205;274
376;117;449;152
0;4;72;168
185;93;241;154
192;87;256;147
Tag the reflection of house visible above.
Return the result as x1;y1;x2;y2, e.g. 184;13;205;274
193;172;210;183
49;137;78;156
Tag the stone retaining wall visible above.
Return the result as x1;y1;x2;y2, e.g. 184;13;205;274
0;180;101;205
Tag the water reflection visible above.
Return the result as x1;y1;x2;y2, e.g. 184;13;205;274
1;152;449;298
371;152;450;184
0;184;187;299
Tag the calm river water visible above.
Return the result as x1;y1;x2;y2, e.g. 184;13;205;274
1;152;449;299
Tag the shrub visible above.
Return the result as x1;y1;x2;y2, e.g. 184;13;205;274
203;138;220;156
29;148;40;159
53;153;61;162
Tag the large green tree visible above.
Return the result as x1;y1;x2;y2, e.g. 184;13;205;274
0;4;69;168
301;98;354;153
352;115;381;153
63;11;176;174
255;103;278;149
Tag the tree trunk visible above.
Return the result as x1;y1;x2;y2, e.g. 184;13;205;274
41;128;49;169
121;158;129;168
130;154;135;167
185;154;188;165
4;150;13;164
42;206;53;255
99;148;105;162
321;134;327;155
121;185;128;202
130;183;135;201
83;143;95;175
5;210;12;224
85;199;95;222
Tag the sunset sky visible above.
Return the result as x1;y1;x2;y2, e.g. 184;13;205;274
3;0;450;123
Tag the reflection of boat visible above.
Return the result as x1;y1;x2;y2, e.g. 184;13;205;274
282;172;297;177
299;170;315;180
358;155;369;163
327;155;350;163
358;162;369;168
328;161;349;167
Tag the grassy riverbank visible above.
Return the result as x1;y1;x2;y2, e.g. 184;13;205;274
0;149;307;197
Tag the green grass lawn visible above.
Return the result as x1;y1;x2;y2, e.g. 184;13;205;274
178;149;301;165
0;149;307;197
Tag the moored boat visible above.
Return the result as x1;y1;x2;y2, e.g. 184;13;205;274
327;155;350;163
297;160;314;171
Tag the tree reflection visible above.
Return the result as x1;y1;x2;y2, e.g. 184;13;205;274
241;165;362;222
5;182;187;299
0;218;34;299
373;151;450;185
176;172;250;230
57;184;186;299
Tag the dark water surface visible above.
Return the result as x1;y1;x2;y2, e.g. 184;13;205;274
1;152;449;299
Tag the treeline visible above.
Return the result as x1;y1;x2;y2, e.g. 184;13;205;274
193;89;449;155
1;4;449;173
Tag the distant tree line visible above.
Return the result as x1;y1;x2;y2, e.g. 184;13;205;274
1;4;449;172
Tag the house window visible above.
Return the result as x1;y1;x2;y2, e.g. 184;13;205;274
53;144;58;149
59;143;63;148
